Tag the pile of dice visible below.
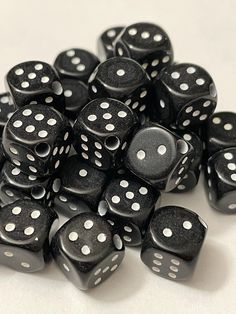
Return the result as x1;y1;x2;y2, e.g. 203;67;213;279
0;22;233;291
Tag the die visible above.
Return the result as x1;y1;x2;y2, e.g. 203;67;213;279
114;22;173;79
51;212;125;290
203;111;236;158
6;61;65;111
54;48;100;83
125;122;194;191
0;92;15;134
98;174;160;246
172;131;203;192
61;78;89;120
153;63;217;129
73;98;137;170
0;161;53;205
0;199;58;272
88;57;152;116
205;147;236;213
98;26;124;61
141;206;207;280
53;155;107;217
2;104;73;177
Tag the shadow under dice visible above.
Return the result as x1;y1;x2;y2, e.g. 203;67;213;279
125;122;193;191
0;92;15;135
53;155;107;217
73;98;137;170
205;148;236;213
6;61;65;111
0;161;53;205
88;57;151;117
114;22;173;79
172;131;203;192
2;104;73;177
98;26;124;61
153;63;217;129
98;175;160;246
51;213;125;290
141;206;207;280
54;48;99;83
0;199;58;272
204;111;236;158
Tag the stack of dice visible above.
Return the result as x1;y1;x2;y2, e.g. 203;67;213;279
0;22;232;291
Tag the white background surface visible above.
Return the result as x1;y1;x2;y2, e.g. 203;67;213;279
0;1;236;313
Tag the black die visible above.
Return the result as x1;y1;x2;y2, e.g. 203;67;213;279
54;48;99;83
2;104;73;177
0;199;57;272
153;63;217;129
98;26;124;61
6;61;65;111
204;111;236;158
172;131;203;192
53;155;107;217
0;93;15;135
88;57;151;117
141;206;207;280
73;98;137;170
205;147;236;213
51;212;125;290
61;78;89;120
114;22;173;79
98;174;160;246
0;161;53;205
125;122;193;191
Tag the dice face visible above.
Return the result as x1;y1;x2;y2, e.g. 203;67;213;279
73;98;137;170
172;131;203;192
88;57;151;116
172;171;199;193
61;79;89;119
114;22;173;79
6;61;65;110
52;155;107;216
54;48;100;82
141;206;207;280
125;123;193;191
98;26;124;61
153;63;217;129
2;104;73;177
0;199;57;272
51;212;125;290
0;161;53;205
98;175;160;246
205;148;236;213
0;93;15;134
204;112;236;158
